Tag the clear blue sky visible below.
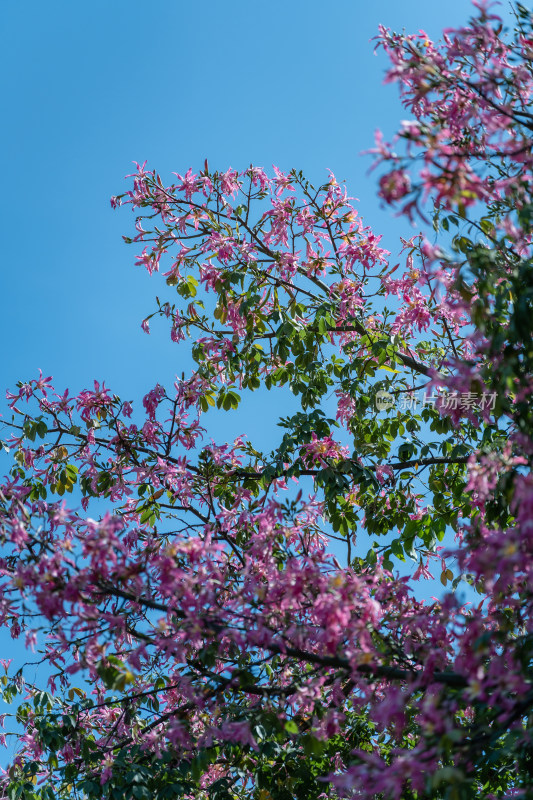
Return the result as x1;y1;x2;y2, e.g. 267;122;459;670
1;0;476;414
0;0;484;608
0;0;491;763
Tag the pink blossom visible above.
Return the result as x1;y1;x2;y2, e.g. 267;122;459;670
378;168;411;204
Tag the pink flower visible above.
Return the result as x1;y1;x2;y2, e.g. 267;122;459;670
248;166;270;191
219;168;240;198
143;383;166;420
174;167;200;201
378;169;411;204
135;247;159;276
272;165;295;196
300;434;350;468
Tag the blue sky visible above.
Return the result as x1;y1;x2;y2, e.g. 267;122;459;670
0;0;490;764
1;0;475;411
0;0;482;600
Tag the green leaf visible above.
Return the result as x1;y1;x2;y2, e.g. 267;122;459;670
284;720;298;735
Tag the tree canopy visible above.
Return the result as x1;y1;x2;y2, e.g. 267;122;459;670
2;2;533;798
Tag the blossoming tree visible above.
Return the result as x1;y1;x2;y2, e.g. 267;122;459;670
2;2;533;798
